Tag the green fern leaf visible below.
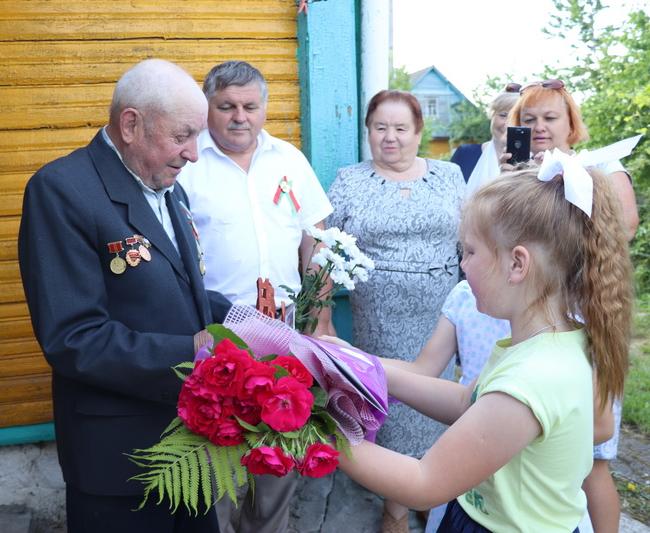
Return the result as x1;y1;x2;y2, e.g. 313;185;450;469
197;448;214;513
170;454;182;512
161;417;184;437
179;455;190;512
227;444;249;488
186;451;200;515
172;361;195;380
209;445;235;503
162;468;173;508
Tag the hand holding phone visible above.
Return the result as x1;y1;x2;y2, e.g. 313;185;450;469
506;127;531;165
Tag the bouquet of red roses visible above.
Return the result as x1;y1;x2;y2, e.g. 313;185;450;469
128;324;349;514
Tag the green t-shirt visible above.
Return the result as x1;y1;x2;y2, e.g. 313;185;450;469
459;329;593;532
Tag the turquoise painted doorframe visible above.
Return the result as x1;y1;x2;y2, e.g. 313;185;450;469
297;0;359;344
297;0;360;191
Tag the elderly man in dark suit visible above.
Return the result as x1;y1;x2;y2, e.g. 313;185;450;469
18;59;229;533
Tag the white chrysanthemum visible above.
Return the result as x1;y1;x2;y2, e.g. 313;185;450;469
336;231;357;253
357;253;375;270
311;249;329;267
330;268;354;290
307;226;325;242
317;227;342;247
352;266;369;282
324;248;345;268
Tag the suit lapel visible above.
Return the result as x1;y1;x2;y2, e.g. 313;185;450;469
166;190;211;325
86;132;189;283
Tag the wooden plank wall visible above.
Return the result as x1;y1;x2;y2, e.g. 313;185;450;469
0;0;299;428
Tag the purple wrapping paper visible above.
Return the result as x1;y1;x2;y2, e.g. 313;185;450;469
222;305;388;445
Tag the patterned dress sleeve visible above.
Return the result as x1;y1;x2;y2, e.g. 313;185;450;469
326;166;351;232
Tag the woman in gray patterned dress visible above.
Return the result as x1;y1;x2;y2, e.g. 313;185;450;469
327;90;464;532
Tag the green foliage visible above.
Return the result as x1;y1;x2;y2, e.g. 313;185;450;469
447;100;490;145
445;75;511;146
628;304;650;434
206;323;249;350
127;422;249;515
389;65;411;90
418;116;435;157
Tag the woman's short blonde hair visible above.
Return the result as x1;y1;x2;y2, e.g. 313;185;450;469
489;92;519;117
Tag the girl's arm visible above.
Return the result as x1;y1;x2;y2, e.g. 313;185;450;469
593;373;615;445
338;392;541;510
380;316;458;378
383;364;471;425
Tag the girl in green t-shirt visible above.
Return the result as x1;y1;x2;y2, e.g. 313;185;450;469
337;161;632;532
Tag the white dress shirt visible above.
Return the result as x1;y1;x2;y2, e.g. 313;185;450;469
178;129;333;306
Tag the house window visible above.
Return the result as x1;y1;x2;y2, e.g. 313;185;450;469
424;97;438;118
422;97;451;125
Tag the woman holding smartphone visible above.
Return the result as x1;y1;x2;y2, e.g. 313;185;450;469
506;79;638;239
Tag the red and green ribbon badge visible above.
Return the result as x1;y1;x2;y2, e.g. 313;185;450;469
272;176;301;213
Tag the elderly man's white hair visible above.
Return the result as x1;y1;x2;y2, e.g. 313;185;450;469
109;59;205;120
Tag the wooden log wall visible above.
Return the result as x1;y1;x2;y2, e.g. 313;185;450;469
0;0;300;428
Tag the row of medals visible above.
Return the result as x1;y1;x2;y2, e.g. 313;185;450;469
108;235;151;275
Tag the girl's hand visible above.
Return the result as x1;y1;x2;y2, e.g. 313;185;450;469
318;334;352;348
532;151;545;164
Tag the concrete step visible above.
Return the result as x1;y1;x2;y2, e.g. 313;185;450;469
0;505;32;533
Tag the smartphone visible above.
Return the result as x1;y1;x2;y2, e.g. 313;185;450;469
506;126;531;165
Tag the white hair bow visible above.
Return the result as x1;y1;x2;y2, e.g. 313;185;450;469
538;148;594;217
537;134;643;218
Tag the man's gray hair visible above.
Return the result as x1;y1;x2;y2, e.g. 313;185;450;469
202;61;268;103
109;59;205;120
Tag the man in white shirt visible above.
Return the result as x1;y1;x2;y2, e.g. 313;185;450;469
178;60;334;533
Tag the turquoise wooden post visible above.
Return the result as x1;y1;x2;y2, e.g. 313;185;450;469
297;0;360;191
297;0;360;342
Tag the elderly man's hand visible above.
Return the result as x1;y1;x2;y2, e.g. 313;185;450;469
193;329;214;355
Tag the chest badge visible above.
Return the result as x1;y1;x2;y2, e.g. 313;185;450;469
272;176;301;212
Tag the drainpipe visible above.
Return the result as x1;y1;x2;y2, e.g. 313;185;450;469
359;0;390;161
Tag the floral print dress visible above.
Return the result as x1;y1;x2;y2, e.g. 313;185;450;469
328;159;465;457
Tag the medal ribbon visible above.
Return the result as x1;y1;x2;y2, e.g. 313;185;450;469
272;176;301;212
107;241;124;254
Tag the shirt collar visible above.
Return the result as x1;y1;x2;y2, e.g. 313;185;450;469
101;126;174;197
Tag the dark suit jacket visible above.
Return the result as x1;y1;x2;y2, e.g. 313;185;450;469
18;130;230;496
450;143;482;182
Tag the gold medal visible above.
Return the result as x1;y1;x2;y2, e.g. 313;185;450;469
125;249;141;267
110;256;127;274
107;241;126;275
138;245;151;261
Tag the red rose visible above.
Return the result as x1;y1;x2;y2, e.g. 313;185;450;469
259;376;314;432
177;386;222;438
272;355;314;388
231;396;262;426
241;361;276;400
198;339;253;397
209;416;245;446
240;446;295;477
297;443;339;478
